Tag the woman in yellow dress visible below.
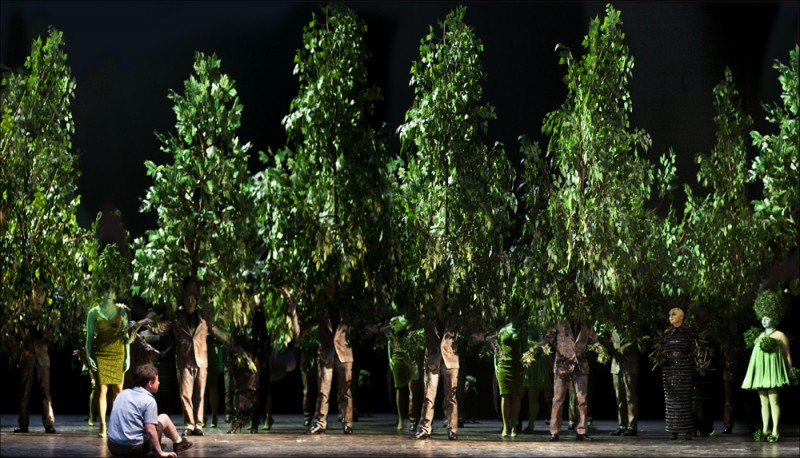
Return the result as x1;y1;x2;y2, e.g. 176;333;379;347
85;288;130;437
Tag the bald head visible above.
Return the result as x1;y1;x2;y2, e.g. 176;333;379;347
668;307;684;328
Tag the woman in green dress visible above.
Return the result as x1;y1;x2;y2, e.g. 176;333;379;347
490;321;524;437
85;289;130;437
741;290;793;443
383;315;422;431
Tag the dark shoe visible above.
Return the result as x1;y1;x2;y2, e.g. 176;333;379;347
448;430;458;440
182;428;192;437
549;434;559;442
576;434;593;441
304;425;325;435
521;426;534;434
622;429;637;437
408;421;418;432
249;428;258;434
191;427;204;436
722;427;732;434
225;415;232;423
209;422;217;429
415;431;430;440
174;439;193;454
568;423;576;431
544;419;550;425
343;425;353;435
227;419;244;434
587;423;596;431
303;419;312;428
45;425;56;434
337;414;343;423
13;426;28;433
610;428;625;436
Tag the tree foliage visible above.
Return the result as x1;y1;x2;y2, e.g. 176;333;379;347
539;4;653;326
254;4;393;334
396;5;516;330
132;51;258;327
511;137;556;328
0;27;90;364
749;45;799;261
678;68;766;337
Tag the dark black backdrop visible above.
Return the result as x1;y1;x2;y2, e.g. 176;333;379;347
1;1;798;426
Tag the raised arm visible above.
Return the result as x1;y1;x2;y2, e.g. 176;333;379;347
120;307;131;372
85;308;98;371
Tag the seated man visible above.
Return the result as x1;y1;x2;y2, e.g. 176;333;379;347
107;364;193;457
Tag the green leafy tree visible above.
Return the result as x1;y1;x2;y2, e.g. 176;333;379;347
539;4;653;326
511;137;556;328
0;28;90;363
396;5;515;332
749;46;799;278
254;4;393;337
679;68;766;340
132;51;258;326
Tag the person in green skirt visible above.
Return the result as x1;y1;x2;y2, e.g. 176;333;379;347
488;321;524;437
382;315;422;432
741;289;793;443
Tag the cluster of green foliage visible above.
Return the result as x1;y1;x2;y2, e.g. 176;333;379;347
89;243;129;298
131;51;258;327
752;288;789;323
253;3;394;339
672;68;770;343
396;5;516;330
1;4;796;366
0;28;91;363
534;4;655;328
749;46;799;266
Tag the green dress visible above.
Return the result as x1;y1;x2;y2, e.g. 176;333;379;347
523;327;553;389
391;329;419;386
496;325;523;396
741;332;790;390
92;311;126;385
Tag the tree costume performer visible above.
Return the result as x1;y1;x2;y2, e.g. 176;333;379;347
604;326;646;436
85;289;131;437
538;319;601;442
382;315;422;432
415;314;460;441
304;308;355;435
227;304;266;434
651;307;712;440
741;289;794;443
488;322;524;437
521;324;553;434
13;282;57;434
149;276;231;437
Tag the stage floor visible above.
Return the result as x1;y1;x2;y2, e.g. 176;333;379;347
2;413;798;457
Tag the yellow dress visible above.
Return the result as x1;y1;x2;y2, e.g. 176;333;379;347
91;311;125;385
